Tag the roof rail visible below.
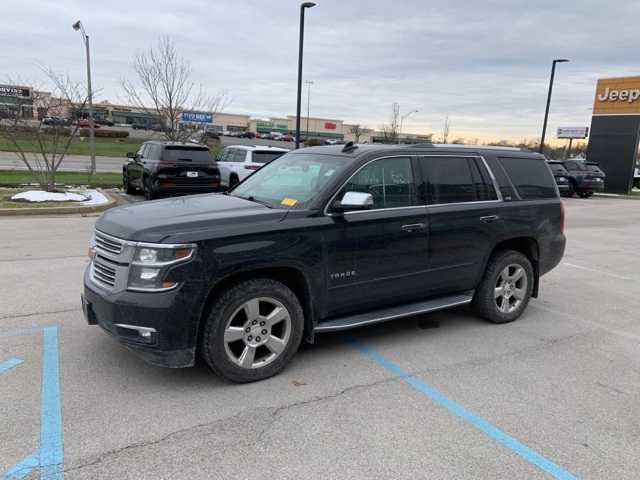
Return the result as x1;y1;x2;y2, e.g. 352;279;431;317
342;141;358;153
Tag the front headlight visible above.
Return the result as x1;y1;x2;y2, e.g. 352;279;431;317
128;244;196;291
558;176;567;182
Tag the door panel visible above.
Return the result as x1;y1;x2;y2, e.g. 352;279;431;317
419;155;502;294
323;156;430;317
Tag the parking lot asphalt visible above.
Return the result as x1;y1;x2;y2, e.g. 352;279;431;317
1;196;640;479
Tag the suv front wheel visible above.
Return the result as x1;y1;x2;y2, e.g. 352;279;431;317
201;279;304;383
473;250;534;324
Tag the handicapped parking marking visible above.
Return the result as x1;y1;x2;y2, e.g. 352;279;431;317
350;339;579;480
0;358;23;375
1;326;63;480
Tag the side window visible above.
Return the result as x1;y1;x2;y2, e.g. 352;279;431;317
137;144;147;158
342;157;416;209
236;150;248;162
498;157;557;199
148;145;160;160
423;156;477;204
469;158;498;201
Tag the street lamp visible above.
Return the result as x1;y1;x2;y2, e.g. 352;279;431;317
295;2;316;149
398;109;419;144
305;80;314;138
72;20;96;175
539;58;569;155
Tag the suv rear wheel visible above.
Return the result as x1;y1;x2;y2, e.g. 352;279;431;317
229;174;239;189
123;169;136;194
201;279;304;383
473;250;534;324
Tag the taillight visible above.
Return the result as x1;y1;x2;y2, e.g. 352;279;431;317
244;165;261;171
560;201;565;234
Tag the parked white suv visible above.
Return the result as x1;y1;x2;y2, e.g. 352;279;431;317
217;145;289;189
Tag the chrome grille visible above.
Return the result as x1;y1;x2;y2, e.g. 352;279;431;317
95;231;123;255
92;257;117;287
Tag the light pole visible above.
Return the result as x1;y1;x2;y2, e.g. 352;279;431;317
305;80;313;138
72;20;96;175
539;58;569;155
398;109;419;144
295;2;316;149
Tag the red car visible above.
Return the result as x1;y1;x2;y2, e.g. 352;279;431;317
77;119;101;128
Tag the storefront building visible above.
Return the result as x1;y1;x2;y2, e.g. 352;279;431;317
0;85;34;119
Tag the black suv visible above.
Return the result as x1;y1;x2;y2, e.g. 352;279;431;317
83;144;565;383
560;159;605;198
123;141;220;200
547;161;571;196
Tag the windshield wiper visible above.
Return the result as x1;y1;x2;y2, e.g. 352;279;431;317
234;194;273;208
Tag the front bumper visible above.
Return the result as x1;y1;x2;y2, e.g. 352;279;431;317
577;180;605;192
82;266;205;368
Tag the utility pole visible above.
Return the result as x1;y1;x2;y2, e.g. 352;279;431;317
295;2;316;149
72;20;96;175
539;58;569;155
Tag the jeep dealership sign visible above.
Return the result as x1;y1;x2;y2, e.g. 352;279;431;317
593;76;640;115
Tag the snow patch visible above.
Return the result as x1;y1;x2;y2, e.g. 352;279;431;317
11;189;109;206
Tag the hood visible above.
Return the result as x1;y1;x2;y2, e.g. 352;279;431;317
96;193;287;243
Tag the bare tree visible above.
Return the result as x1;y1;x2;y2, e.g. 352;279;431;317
349;124;367;143
0;71;88;191
442;115;450;144
121;36;229;142
380;103;400;144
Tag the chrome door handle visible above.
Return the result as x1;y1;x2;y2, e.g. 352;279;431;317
480;215;499;223
401;223;426;232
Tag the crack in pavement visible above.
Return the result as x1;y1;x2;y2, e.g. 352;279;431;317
62;375;401;476
0;307;79;321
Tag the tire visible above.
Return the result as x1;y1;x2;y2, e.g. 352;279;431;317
578;192;590;198
473;250;534;324
123;170;136;194
229;175;239;189
144;177;157;200
567;181;575;197
201;279;304;383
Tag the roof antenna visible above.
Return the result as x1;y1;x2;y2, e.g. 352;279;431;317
342;141;358;153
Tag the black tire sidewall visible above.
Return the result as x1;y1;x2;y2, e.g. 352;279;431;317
202;279;304;383
474;250;534;324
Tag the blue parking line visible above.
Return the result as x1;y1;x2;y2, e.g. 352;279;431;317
39;326;64;479
350;340;579;480
1;450;39;480
0;358;23;374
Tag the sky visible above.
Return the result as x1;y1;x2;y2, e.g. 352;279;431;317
2;0;639;143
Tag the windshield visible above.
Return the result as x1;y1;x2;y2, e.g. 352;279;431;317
231;153;350;209
548;163;568;174
563;160;588;171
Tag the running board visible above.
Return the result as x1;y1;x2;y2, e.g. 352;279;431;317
314;291;474;333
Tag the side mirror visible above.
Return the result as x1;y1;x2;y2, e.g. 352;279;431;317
334;191;374;212
126;152;135;159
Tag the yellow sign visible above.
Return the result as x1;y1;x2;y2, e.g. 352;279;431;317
593;76;640;115
280;197;298;207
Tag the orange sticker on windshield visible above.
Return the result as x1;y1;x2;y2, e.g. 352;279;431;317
281;197;298;207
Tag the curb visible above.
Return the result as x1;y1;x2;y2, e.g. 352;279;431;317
0;188;118;216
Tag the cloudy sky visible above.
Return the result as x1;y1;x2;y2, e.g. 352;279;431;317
2;0;639;142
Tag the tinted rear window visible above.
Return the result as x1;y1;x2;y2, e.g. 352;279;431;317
499;157;557;199
422;156;497;204
162;146;212;162
252;151;287;164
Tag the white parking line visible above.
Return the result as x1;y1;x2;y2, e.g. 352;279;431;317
562;262;634;281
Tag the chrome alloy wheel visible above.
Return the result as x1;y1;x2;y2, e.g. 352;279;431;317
494;264;528;314
223;297;292;369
